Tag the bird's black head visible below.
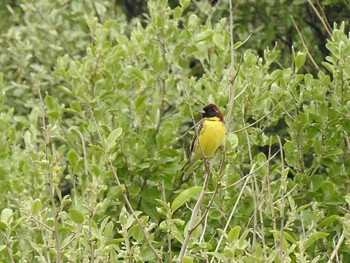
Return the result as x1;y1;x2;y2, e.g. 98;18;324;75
201;103;224;121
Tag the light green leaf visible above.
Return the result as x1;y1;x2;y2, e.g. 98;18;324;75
283;231;297;244
0;222;7;230
107;127;123;151
104;221;114;239
69;209;84;224
188;14;199;30
182;255;194;263
228;226;241;243
319;215;340;227
171;186;202;212
173;6;183;19
179;0;190;9
1;208;13;226
31;199;42;215
226;133;238;149
213;34;225;51
296;203;312;213
106;238;125;245
295;51;307;71
155;199;171;210
0;245;6;253
304;231;329;250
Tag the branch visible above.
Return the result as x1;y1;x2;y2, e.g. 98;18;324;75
177;165;211;262
89;114;162;262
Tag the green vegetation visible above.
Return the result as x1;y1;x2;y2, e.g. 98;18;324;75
0;0;350;262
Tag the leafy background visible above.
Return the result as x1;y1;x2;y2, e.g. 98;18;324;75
0;0;350;262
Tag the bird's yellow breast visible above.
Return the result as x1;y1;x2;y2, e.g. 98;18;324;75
194;117;225;159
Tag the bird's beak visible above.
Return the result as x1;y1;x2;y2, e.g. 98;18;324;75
198;109;205;114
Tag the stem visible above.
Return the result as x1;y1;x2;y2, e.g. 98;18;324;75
177;169;211;262
210;164;255;263
108;156;162;262
290;15;320;70
89;113;162;261
327;231;345;263
70;127;95;262
5;228;15;263
266;137;277;248
278;136;286;261
37;83;61;263
307;0;332;38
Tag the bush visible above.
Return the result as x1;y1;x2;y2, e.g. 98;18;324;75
0;0;350;262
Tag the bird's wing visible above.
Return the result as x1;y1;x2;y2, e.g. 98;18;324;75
189;119;203;154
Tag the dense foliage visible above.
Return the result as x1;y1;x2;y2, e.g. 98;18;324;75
0;0;350;262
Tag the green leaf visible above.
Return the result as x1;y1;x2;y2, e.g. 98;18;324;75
129;224;144;241
44;95;57;110
69;209;84;224
182;256;194;263
295;51;307;71
61;235;75;248
70;100;82;112
296;203;312;213
106;128;123;151
310;174;323;191
228;226;241;243
283;232;297;244
104;221;114;240
0;222;7;230
319;215;340;227
171;186;202;212
304;231;329;250
31;199;42;215
131;67;145;80
226;133;238;150
155;199;171;211
213;34;225;51
173;6;183;19
0;245;6;253
321;181;335;199
106;238;125;245
1;208;13;226
188;14;199;30
67;149;79;170
179;0;190;9
0;72;3;90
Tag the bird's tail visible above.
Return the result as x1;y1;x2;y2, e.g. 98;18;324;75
180;158;192;174
179;156;196;186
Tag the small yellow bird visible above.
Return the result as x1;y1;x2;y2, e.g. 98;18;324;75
181;103;226;173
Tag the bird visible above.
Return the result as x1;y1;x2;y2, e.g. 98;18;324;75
181;103;226;174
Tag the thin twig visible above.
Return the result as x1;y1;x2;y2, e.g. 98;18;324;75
210;164;256;263
224;0;240;135
217;149;280;192
315;0;332;32
327;231;345;263
177;173;210;262
252;136;267;258
266;137;277;248
278;136;286;261
233;104;279;133
177;102;213;261
37;85;61;263
290;15;320;70
307;0;332;38
70;128;94;263
108;157;162;262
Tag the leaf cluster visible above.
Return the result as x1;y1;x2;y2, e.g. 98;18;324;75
0;0;350;262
